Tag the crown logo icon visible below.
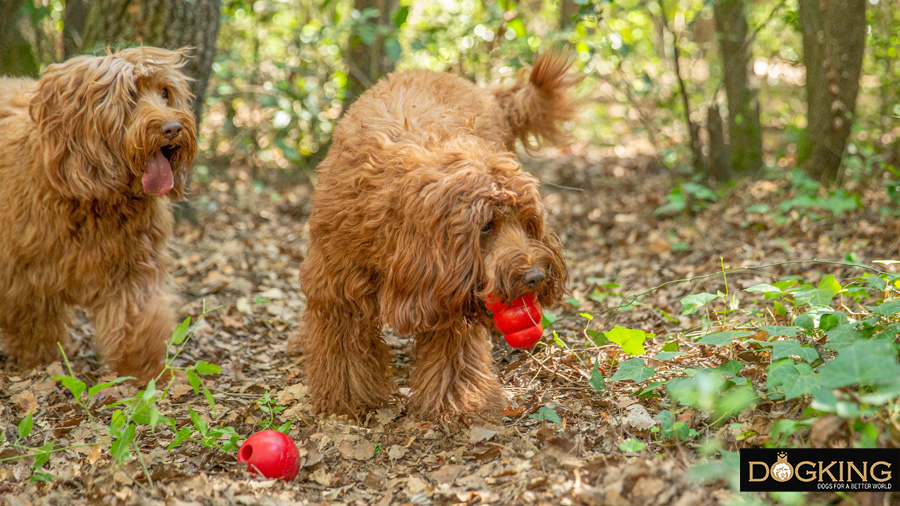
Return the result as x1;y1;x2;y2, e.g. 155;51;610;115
771;452;793;482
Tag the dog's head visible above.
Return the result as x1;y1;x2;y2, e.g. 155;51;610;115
381;139;567;334
29;46;196;201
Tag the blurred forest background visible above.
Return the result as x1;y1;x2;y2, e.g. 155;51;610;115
5;3;900;503
2;0;898;193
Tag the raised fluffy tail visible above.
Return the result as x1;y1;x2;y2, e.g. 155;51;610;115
493;52;580;151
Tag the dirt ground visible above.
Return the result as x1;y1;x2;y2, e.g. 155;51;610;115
2;148;899;505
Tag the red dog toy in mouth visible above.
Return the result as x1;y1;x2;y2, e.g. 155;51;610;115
484;293;544;349
237;430;301;480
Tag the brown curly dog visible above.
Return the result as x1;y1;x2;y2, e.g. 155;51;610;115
0;47;196;381
289;53;577;419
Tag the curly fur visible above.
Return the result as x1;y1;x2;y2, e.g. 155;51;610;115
0;47;196;381
289;52;576;420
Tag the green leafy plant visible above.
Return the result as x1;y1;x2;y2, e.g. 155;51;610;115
0;304;233;483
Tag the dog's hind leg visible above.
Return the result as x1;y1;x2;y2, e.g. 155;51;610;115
0;296;73;370
90;287;173;383
409;323;505;420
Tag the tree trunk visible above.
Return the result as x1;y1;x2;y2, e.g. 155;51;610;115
559;0;578;29
73;0;221;124
63;0;90;59
346;0;398;104
713;0;762;178
0;0;39;76
706;104;732;183
798;0;866;183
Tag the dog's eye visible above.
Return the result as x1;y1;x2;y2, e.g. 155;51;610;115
160;88;169;102
481;220;495;237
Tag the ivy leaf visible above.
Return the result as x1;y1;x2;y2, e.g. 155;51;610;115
619;439;645;453
870;298;900;316
767;359;819;400
652;351;686;362
603;326;652;356
769;340;819;363
695;330;750;346
681;293;717;315
745;284;781;294
528;406;562;425
818;340;900;389
757;325;802;337
810;274;841;306
793;314;815;331
610;358;655;382
824;323;864;350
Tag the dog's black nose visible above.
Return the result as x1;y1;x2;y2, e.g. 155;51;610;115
161;121;183;140
523;267;546;290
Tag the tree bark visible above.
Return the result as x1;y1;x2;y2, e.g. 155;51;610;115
0;0;39;76
75;0;221;124
347;0;398;104
706;104;732;182
798;0;866;183
63;0;91;59
713;0;762;178
560;0;578;29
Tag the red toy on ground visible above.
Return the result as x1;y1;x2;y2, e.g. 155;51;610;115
237;430;301;480
485;293;544;349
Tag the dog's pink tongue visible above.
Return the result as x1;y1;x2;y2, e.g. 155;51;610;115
143;150;174;195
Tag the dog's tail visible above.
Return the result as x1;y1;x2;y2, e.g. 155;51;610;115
493;52;580;151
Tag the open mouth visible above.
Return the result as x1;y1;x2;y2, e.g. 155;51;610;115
142;145;177;195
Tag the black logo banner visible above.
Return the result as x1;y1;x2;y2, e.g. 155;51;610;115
740;448;900;492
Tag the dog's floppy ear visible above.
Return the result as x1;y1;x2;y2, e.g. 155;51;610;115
380;169;489;335
503;168;569;306
29;53;136;199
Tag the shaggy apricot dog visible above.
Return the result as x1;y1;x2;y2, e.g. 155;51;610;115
289;53;577;419
0;47;196;381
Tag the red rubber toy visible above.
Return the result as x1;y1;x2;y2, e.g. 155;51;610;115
237;430;301;480
485;293;544;350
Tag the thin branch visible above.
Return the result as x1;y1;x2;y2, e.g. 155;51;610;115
657;0;704;174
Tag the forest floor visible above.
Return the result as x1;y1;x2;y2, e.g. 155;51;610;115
2;149;900;506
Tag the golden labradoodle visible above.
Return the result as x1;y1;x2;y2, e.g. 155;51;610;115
289;53;578;419
0;47;196;381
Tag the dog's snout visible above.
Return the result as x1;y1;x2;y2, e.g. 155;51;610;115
160;120;183;140
523;267;546;290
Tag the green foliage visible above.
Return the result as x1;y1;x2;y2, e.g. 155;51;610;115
603;325;652;356
0;304;259;482
619;438;646;452
528;406;563;425
655;182;719;215
257;390;293;433
653;410;699;441
610;358;655;382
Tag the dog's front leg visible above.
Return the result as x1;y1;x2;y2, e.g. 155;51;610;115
90;286;174;383
0;296;73;370
409;322;505;420
303;293;395;417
